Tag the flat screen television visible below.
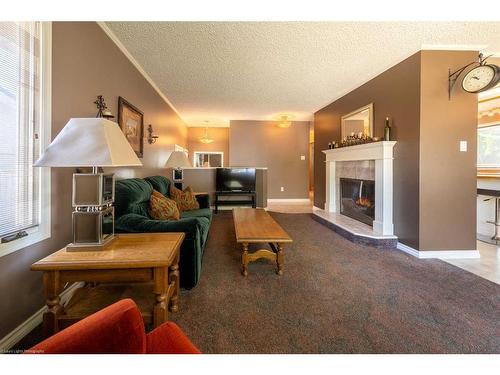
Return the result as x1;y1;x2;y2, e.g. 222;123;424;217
216;168;256;192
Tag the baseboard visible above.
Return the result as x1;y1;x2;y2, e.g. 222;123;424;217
267;199;311;203
396;243;480;259
0;282;83;351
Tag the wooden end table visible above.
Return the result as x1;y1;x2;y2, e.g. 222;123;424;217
233;208;292;276
31;232;184;337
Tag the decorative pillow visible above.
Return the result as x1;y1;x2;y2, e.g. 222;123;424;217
170;185;200;212
149;189;180;220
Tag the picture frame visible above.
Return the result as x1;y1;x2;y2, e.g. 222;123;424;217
118;96;144;158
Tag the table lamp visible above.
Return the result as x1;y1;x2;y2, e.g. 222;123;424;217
165;150;191;189
34;118;142;249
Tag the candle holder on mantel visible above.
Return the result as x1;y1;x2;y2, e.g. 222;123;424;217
337;132;382;148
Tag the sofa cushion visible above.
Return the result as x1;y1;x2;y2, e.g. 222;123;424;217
149;189;180;221
180;208;213;221
115;178;152;219
144;176;171;197
170;185;200;211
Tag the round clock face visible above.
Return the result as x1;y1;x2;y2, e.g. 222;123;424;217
462;65;499;93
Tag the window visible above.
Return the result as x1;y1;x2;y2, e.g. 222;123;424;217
194;152;224;168
0;22;51;257
478;124;500;168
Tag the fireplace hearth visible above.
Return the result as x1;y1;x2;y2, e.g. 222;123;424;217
340;178;375;226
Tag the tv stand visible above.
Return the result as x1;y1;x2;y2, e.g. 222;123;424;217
215;191;256;214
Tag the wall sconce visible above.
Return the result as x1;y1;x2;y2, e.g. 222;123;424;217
147;124;159;144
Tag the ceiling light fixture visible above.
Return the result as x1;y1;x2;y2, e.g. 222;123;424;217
199;123;214;144
278;115;291;128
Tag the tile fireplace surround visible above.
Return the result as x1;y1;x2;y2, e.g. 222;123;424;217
313;141;397;247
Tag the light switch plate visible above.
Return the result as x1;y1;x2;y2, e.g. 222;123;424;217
459;141;467;152
300;155;306;160
281;187;285;192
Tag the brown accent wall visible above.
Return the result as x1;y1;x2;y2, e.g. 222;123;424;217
314;52;421;248
229;120;310;199
0;22;187;339
314;50;478;251
419;50;478;251
187;127;229;167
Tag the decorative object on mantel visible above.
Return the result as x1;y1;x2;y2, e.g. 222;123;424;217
94;95;114;119
147;124;159;144
339;132;375;148
384;117;391;141
118;96;144;158
34;118;142;250
448;53;500;100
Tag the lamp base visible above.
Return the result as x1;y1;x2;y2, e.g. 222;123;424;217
66;234;116;252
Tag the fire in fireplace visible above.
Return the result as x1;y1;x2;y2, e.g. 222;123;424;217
339;178;375;226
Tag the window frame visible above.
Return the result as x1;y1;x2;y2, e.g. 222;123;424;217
477;121;500;177
0;22;52;258
193;151;224;168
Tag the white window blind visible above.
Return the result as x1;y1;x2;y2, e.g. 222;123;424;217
0;22;41;239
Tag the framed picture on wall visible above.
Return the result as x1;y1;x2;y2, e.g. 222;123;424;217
118;96;144;158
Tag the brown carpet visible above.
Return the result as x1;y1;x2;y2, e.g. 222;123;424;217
170;211;500;353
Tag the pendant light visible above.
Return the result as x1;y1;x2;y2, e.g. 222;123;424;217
199;122;214;144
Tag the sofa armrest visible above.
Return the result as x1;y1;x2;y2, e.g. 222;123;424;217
115;213;200;237
146;322;201;354
195;193;210;209
25;299;146;354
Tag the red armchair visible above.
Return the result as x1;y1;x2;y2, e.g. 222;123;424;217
25;299;200;354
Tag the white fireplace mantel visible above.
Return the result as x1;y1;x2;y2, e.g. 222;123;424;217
323;141;396;235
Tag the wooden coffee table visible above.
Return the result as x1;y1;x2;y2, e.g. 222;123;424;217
233;208;292;276
31;232;184;336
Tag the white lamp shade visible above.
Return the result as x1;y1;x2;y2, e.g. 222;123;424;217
165;151;191;169
34;118;143;167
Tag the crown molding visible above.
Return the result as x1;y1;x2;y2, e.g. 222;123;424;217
96;22;186;125
420;44;487;51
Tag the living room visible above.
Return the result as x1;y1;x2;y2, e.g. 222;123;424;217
1;1;499;373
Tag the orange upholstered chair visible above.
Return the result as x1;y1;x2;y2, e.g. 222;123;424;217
25;299;200;354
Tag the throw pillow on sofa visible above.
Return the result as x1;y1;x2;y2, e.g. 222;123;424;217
149;189;180;220
170;185;200;212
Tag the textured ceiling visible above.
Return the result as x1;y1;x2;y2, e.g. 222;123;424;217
106;22;500;127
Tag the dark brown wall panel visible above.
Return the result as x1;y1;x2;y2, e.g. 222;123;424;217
314;52;421;248
419;50;478;251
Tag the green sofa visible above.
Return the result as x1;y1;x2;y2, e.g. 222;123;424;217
114;176;212;289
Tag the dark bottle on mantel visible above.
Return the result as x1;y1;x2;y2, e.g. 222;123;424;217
384;117;391;141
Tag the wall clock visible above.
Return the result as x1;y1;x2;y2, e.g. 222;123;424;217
461;64;500;93
448;53;500;100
